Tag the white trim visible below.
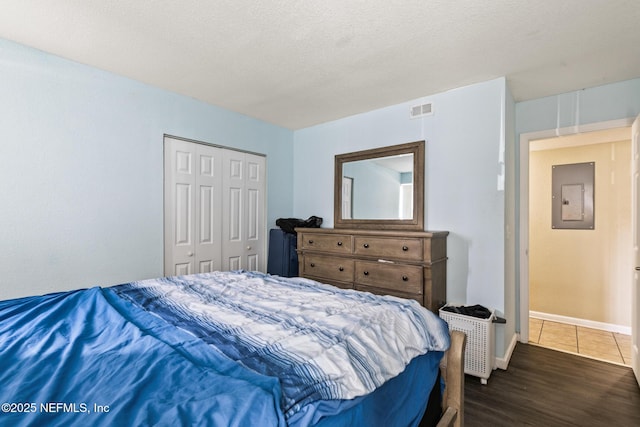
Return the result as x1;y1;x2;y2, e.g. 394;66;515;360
518;117;635;344
495;333;518;370
530;311;631;335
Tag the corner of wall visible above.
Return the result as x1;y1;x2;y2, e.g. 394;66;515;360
494;332;519;370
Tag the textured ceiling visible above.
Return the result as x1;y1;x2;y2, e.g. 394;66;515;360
1;0;639;129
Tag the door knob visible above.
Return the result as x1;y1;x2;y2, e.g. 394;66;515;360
247;246;252;250
187;251;194;257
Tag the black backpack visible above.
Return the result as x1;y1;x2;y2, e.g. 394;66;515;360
275;216;323;235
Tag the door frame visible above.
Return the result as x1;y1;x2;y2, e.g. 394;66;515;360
631;114;640;384
518;118;635;343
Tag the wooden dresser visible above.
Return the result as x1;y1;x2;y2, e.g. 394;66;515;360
296;228;448;313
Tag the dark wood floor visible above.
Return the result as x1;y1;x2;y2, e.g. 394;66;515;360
464;343;640;426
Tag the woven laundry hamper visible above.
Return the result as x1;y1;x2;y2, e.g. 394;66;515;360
439;305;495;384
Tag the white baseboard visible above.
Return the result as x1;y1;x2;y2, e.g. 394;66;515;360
494;332;518;370
529;311;631;335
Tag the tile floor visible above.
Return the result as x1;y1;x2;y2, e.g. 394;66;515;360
528;317;632;366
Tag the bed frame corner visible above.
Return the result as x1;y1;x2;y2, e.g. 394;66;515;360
437;330;466;427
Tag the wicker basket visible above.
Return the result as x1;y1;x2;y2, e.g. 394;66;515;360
439;306;495;384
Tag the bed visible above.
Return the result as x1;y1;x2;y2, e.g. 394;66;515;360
0;270;464;427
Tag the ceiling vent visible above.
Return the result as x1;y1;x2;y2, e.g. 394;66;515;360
410;102;433;119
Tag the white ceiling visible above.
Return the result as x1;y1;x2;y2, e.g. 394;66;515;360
1;1;639;130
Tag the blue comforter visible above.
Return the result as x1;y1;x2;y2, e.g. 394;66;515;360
0;271;450;426
0;286;284;427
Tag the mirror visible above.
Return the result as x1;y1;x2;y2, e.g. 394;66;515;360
334;140;424;230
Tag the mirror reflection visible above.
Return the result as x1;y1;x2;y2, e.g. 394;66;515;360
334;140;424;230
342;153;414;220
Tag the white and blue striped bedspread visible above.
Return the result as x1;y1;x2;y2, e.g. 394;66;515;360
112;270;450;419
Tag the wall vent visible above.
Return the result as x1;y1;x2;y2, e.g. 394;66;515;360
410;102;433;119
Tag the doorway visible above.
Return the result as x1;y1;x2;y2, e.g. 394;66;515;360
518;119;633;362
528;128;632;365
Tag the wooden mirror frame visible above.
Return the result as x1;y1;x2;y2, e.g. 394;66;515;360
334;140;424;230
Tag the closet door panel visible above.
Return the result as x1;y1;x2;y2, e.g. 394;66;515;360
228;256;242;271
164;138;196;276
195;144;222;273
244;154;266;271
247;254;259;271
175;183;192;246
175;263;191;276
222;151;266;271
199;185;214;244
227;187;242;241
222;150;246;270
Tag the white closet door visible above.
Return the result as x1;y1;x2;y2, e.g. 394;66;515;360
164;138;223;276
164;138;196;276
244;153;266;271
194;143;223;273
222;150;266;271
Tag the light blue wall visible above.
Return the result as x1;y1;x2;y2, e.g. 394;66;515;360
294;78;509;355
0;39;294;300
516;79;640;135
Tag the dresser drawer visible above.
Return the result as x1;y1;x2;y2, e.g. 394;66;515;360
303;254;354;282
353;236;424;261
354;260;423;294
299;232;352;254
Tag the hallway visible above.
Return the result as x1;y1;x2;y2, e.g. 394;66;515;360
528;317;632;366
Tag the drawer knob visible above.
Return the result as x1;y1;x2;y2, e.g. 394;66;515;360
337;241;343;246
308;240;314;244
310;263;315;267
363;271;369;276
339;266;344;272
363;243;369;248
402;245;409;251
402;275;408;281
